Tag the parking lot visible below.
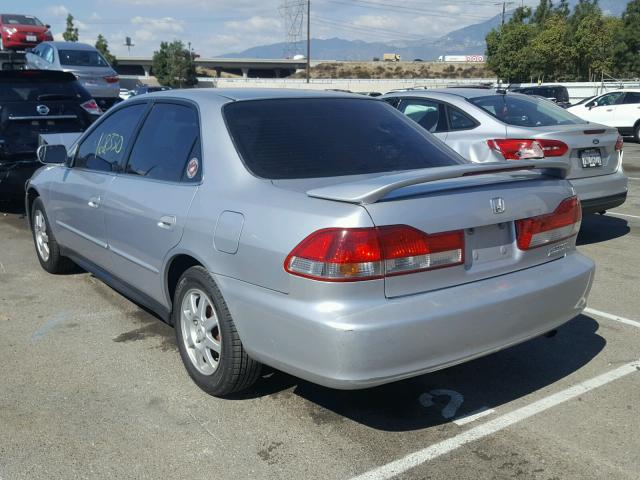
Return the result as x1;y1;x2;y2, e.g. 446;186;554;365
0;145;639;480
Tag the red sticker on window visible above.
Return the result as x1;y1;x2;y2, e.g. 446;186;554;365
186;158;199;179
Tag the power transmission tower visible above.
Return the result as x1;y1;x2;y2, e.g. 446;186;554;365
494;1;515;25
280;0;305;58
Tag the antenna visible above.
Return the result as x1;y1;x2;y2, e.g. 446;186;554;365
280;0;305;58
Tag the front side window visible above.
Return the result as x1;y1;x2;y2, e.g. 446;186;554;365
224;98;463;180
126;103;200;182
589;92;624;107
59;50;109;67
75;104;146;172
470;94;586;127
398;99;446;133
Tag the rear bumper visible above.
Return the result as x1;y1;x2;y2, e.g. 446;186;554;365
0;160;40;199
218;252;595;389
570;170;628;214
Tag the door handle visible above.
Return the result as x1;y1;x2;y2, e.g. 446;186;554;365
157;215;176;229
88;196;101;208
606;108;614;112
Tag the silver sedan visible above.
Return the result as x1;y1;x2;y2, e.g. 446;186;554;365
382;89;628;214
27;89;594;396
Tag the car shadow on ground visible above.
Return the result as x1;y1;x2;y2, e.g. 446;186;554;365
237;315;605;432
577;214;630;245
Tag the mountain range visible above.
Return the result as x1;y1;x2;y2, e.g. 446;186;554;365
220;0;627;61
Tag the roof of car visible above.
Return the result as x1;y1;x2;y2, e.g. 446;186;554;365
144;88;366;102
384;88;507;100
43;41;99;50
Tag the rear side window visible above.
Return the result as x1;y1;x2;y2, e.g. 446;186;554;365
469;94;586;127
621;92;640;105
75;104;146;172
447;106;477;130
59;50;110;67
126;103;200;182
224;98;462;179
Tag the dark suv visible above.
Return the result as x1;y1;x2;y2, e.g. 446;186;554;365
511;85;571;108
0;70;99;201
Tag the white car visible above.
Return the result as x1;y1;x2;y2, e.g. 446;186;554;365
568;89;640;141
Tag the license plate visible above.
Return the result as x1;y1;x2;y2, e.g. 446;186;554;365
26;35;37;42
580;148;602;168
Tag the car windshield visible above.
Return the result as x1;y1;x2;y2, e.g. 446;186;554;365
59;50;110;67
0;78;88;102
469;94;586;127
224;98;463;179
1;14;43;26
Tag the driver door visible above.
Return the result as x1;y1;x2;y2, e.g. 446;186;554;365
584;92;625;126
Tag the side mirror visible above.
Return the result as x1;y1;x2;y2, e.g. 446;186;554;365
45;24;51;29
37;144;68;165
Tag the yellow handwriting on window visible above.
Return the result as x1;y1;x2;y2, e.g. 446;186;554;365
96;132;124;156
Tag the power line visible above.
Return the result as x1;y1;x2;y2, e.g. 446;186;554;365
320;0;493;20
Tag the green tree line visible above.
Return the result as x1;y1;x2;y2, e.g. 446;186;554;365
486;0;640;83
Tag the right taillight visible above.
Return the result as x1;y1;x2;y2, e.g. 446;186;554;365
488;139;568;160
516;196;581;250
284;225;464;282
81;99;102;115
615;134;623;152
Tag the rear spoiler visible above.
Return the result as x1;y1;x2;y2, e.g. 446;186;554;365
307;160;569;205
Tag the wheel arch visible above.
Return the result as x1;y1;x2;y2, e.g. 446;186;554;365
165;253;205;318
25;186;40;225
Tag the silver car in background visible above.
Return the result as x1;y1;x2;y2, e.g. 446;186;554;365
382;89;628;214
27;89;594;396
26;41;120;110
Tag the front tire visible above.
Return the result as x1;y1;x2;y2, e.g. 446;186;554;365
173;266;261;396
634;122;640;143
31;198;76;274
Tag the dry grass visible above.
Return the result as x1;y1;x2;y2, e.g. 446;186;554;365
291;61;491;79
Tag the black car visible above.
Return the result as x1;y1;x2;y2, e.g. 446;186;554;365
0;70;99;201
511;85;571;108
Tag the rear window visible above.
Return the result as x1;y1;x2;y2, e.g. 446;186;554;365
469;94;585;127
0;78;90;102
1;15;43;26
59;50;110;67
224;98;462;179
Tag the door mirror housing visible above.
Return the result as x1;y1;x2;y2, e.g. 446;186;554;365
37;144;68;165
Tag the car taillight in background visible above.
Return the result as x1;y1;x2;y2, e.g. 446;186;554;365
81;99;102;115
285;225;464;282
516;196;581;250
488;139;568;160
615;135;624;152
104;75;119;84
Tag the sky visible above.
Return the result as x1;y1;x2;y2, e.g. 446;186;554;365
18;0;546;58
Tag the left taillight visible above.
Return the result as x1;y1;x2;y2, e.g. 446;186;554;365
284;225;464;282
81;99;102;115
104;75;119;84
488;139;568;160
516;196;581;250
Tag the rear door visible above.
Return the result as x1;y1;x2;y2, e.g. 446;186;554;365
48;103;147;269
614;92;640;129
104;101;200;300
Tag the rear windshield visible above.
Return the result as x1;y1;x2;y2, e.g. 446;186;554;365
59;50;110;67
224;98;463;179
1;15;43;26
0;78;90;102
469;94;585;127
514;87;568;102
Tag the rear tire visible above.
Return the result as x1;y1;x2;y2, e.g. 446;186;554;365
30;198;76;274
173;266;261;396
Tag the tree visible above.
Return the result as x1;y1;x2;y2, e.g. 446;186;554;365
95;34;117;66
528;16;573;81
63;14;79;42
573;10;617;80
486;7;535;82
532;0;554;25
615;0;640;76
152;40;198;88
554;0;571;18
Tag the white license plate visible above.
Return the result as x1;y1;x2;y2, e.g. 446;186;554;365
580;148;602;168
26;35;37;42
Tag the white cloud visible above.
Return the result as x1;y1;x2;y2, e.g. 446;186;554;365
47;5;69;17
131;16;185;33
224;16;281;33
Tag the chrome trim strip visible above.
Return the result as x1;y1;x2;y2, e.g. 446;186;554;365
9;115;78;121
56;220;108;249
109;245;160;274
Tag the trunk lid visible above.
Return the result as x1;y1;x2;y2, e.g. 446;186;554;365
506;123;620;179
306;163;576;298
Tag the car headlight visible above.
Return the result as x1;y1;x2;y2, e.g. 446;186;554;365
2;26;18;35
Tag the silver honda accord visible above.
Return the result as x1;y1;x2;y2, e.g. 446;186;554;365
382;89;628;214
27;89;595;396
